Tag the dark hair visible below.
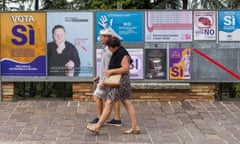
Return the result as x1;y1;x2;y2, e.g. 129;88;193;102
52;25;65;34
106;36;121;48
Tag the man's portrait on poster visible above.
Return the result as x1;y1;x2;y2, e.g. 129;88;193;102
47;25;81;76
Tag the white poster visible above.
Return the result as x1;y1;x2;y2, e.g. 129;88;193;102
96;48;144;80
194;11;216;40
128;49;144;79
145;11;192;42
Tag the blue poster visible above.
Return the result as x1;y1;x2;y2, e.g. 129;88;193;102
96;11;144;42
218;10;240;41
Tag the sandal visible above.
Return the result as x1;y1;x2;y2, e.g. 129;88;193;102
86;124;99;135
123;128;140;134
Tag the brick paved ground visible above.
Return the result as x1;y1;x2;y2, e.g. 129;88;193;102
0;100;240;144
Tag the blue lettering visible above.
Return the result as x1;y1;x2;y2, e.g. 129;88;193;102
12;25;27;45
130;59;138;70
28;25;35;45
11;24;35;45
204;29;215;35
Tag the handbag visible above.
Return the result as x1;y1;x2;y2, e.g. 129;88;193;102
103;74;122;87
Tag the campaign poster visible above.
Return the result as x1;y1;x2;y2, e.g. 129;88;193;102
169;48;191;80
128;49;143;79
218;10;240;41
1;12;46;76
145;11;192;42
145;49;167;79
96;11;144;42
194;11;216;40
96;48;143;79
47;12;93;77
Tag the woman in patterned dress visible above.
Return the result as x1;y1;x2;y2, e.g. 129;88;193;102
86;36;140;135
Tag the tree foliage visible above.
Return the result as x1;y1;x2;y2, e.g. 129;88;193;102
1;0;238;11
41;0;69;10
39;0;234;10
190;0;228;9
86;0;178;10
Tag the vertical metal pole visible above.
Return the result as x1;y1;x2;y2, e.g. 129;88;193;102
219;83;223;101
35;0;39;10
3;0;6;11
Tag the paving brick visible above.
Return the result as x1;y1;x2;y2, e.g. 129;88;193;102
0;100;240;143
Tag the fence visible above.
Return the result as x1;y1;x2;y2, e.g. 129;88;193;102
1;10;240;100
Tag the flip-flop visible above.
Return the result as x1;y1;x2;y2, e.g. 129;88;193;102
86;124;99;135
123;128;140;134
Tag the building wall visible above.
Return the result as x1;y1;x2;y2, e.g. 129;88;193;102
1;82;215;102
71;82;215;102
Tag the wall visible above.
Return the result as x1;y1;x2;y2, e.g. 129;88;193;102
2;82;215;102
71;82;215;102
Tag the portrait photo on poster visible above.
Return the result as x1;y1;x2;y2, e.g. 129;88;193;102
46;12;94;77
47;24;81;77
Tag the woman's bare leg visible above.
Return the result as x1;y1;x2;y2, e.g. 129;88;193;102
121;99;140;130
113;101;121;120
95;99;115;130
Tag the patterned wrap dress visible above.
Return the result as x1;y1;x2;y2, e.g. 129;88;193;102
106;46;133;101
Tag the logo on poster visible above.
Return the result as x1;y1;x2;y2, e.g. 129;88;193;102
171;65;184;77
224;15;235;26
204;29;215;35
130;56;140;73
11;16;35;45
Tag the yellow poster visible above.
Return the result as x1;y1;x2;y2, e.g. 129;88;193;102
1;12;46;76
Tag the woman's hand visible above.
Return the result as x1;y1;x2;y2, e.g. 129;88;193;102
99;83;105;89
104;70;113;77
92;76;99;83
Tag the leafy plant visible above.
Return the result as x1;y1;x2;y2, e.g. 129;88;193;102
233;83;240;97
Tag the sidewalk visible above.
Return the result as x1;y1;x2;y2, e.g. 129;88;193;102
0;100;240;144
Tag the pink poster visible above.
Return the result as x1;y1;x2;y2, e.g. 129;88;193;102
145;11;192;42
